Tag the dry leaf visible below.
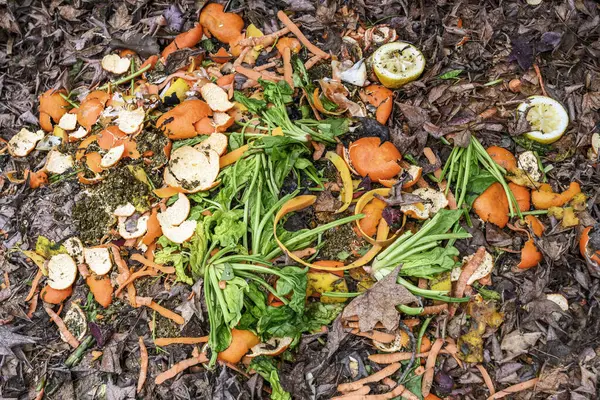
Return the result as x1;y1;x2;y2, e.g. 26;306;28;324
341;266;417;332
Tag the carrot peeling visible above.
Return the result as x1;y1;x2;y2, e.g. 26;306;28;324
476;364;496;396
305;55;322;69
337;362;401;393
487;378;538;400
137;336;148;394
368;351;431;364
350;328;397;343
137;297;185;325
130;253;176;274
238;27;291;47
27;293;39;318
331;386;370;399
155;351;209;384
115;267;157;297
25;269;43;302
282;46;294;89
420;304;448;315
235;65;283;82
422;338;445;397
154;336;209;346
454;246;486;299
44;305;80;348
277;11;329;59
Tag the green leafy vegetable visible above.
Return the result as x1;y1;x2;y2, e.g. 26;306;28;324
249;357;291;400
438;69;463;80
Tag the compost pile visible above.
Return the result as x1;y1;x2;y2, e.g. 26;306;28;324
1;1;600;399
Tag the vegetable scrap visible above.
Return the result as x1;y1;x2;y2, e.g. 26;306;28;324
2;2;599;399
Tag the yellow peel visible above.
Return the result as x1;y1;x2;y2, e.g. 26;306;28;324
325;151;353;213
219;144;250;168
273;195;387;271
21;250;48;275
354;188;399;246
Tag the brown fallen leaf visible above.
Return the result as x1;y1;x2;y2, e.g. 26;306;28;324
341;266;417;332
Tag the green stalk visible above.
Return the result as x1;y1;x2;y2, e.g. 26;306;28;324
397;277;469;302
98;64;152;90
65;335;95;367
209;267;234;323
204;268;219;364
375;231;414;261
375;232;470;270
443;147;458;194
457;143;472;208
375;213;445;264
129;59;135;94
234;270;289;306
59;93;79;109
213;255;271;266
376;242;439;271
397;304;424;315
253;192;297;255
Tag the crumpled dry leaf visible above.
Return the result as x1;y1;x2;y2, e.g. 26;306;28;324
536;367;569;393
314;190;341;213
341;266;417;332
0;326;37;356
163;5;184;32
109;3;133;31
106;377;136;400
500;330;542;360
508;37;534;71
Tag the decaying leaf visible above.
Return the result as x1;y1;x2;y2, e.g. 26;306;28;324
0;326;37;356
500;330;542;360
341;267;417;332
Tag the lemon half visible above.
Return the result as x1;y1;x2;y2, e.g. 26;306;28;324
517;96;569;144
372;42;425;89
